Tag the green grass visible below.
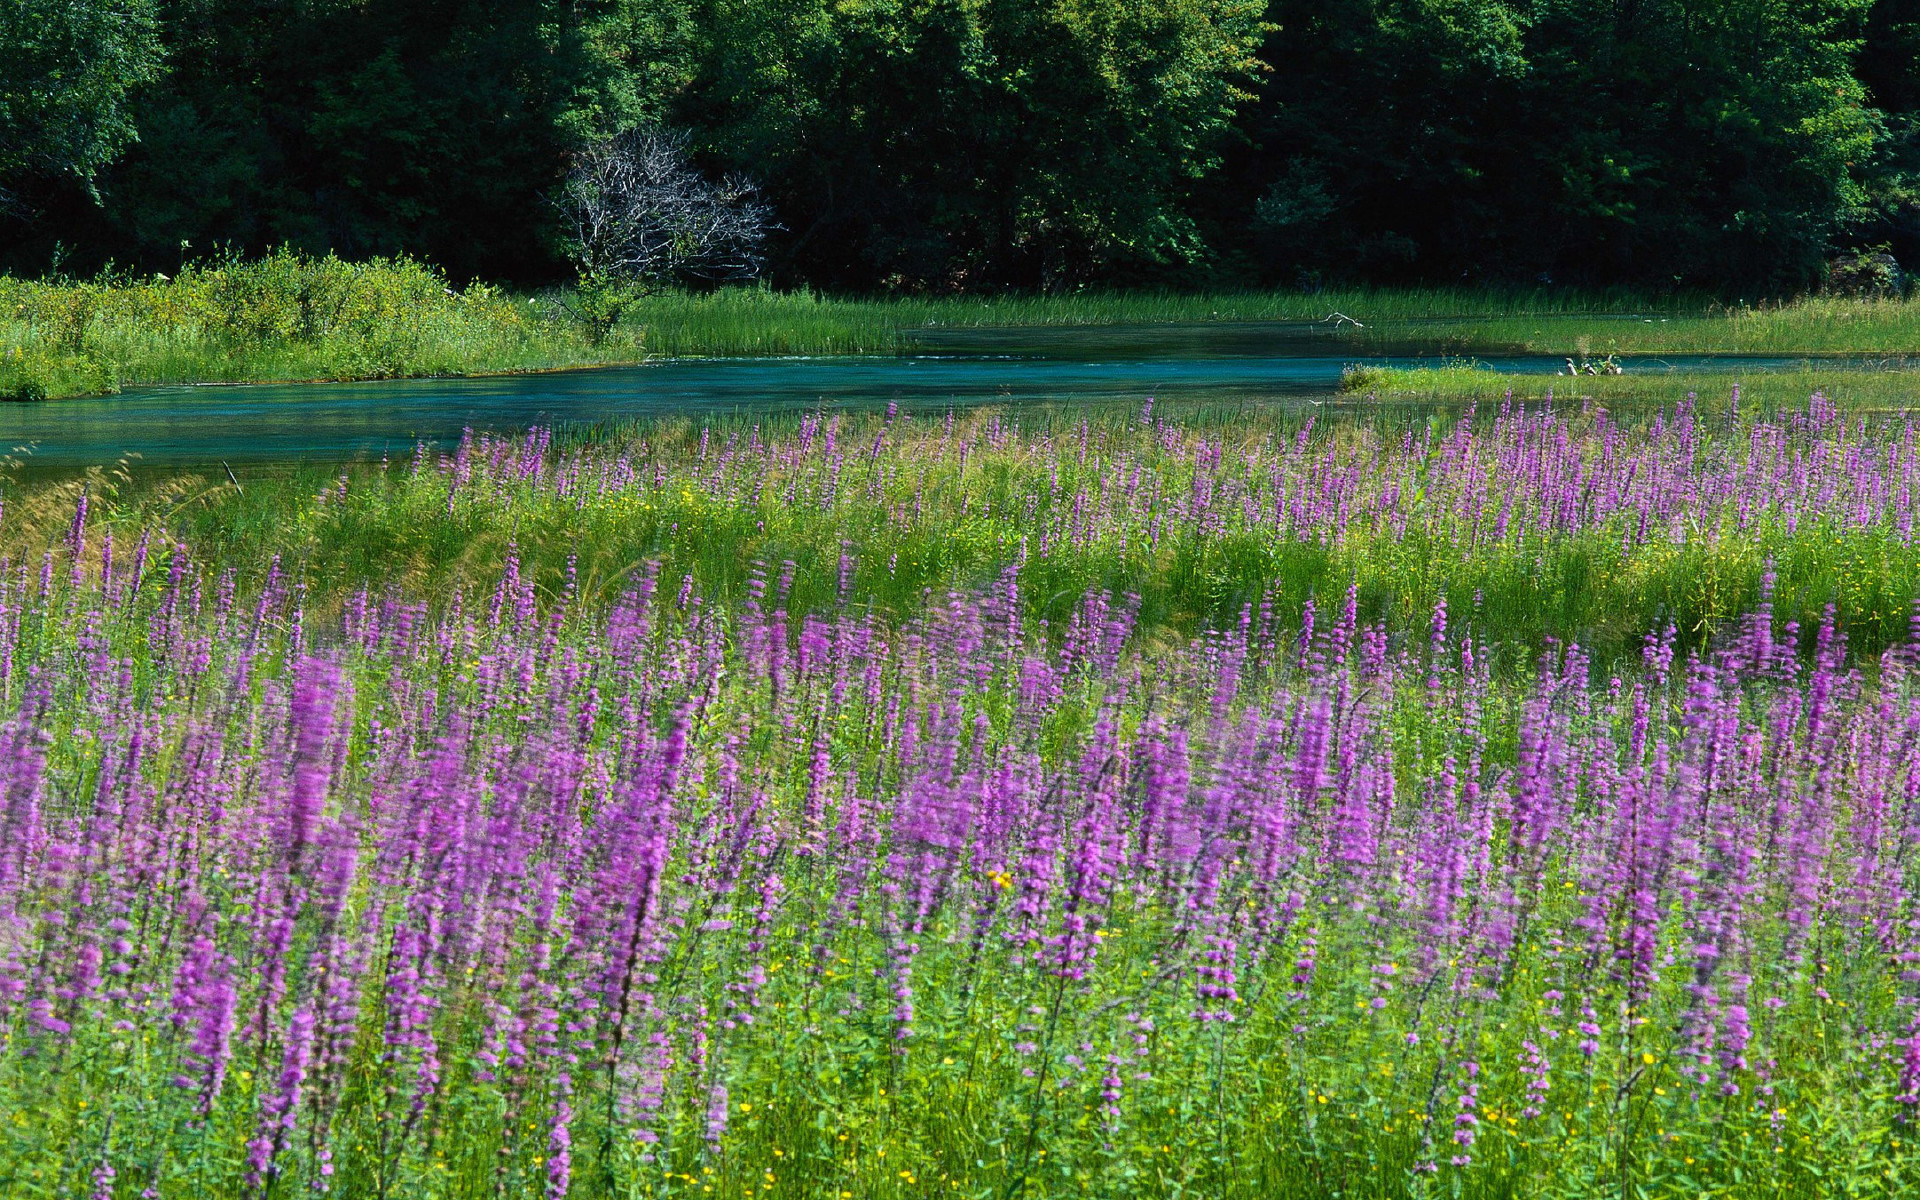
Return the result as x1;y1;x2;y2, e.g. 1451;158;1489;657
620;284;1667;356
10;399;1920;670
1341;362;1920;409
12;251;1920;400
1331;296;1920;356
592;287;1920;358
0;251;643;400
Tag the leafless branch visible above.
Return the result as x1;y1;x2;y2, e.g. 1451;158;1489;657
558;129;773;287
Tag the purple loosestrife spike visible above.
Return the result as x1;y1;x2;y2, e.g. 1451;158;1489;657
1518;1040;1551;1119
1450;1062;1480;1166
1426;595;1449;699
705;1080;729;1148
246;1006;314;1188
286;655;343;871
1193;932;1240;1022
174;937;237;1115
548;1073;573;1199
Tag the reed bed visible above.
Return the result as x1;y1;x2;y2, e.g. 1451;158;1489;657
619;286;1669;358
632;290;1920;359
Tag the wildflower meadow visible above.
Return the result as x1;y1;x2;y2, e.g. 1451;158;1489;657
2;398;1919;1198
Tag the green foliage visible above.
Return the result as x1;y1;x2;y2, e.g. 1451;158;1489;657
7;0;1920;290
0;343;111;399
1243;0;1877;291
0;250;645;394
1852;0;1920;268
0;0;164;194
0;0;1269;289
682;0;1268;286
13;0;666;279
565;273;646;345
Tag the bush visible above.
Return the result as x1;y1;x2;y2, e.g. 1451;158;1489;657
1825;249;1907;297
0;250;622;396
2;374;46;402
1338;363;1391;392
0;344;114;400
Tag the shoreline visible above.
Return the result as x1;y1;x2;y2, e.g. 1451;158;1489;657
14;273;1920;402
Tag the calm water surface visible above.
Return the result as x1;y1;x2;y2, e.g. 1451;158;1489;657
0;321;1854;469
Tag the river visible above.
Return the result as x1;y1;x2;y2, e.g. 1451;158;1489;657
0;321;1842;469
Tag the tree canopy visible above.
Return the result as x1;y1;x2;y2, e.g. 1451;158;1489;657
0;0;164;204
1244;0;1876;291
1;0;1914;291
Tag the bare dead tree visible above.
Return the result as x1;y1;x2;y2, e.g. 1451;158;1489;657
558;129;773;288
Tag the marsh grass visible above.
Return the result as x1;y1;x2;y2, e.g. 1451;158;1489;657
1403;294;1920;355
12;255;1920;399
621;285;1666;356
607;287;1920;357
1343;363;1920;409
10;399;1920;669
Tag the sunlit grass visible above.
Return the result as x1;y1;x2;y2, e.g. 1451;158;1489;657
0;252;639;399
12;255;1920;399
8;398;1920;669
1342;362;1920;410
622;284;1670;356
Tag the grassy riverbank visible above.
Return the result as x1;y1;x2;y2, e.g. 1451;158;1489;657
619;285;1663;356
639;287;1920;358
12;398;1920;664
1341;361;1920;409
11;252;1920;400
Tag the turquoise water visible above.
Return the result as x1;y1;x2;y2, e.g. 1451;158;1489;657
0;321;1852;469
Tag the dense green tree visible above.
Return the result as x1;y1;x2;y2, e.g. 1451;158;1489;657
6;0;683;277
1242;0;1875;291
1;0;1915;290
0;0;164;206
1854;0;1920;267
678;0;1268;288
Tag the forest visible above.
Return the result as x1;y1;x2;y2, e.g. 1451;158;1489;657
6;0;1920;294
